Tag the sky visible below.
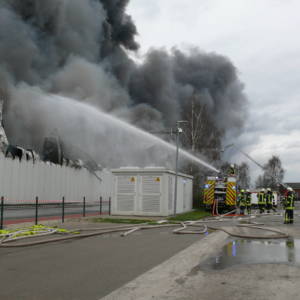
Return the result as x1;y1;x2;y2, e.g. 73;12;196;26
127;0;300;183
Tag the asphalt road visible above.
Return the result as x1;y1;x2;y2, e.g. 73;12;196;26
103;212;300;300
2;204;109;222
0;227;201;300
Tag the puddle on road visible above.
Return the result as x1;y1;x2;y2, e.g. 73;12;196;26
200;238;300;270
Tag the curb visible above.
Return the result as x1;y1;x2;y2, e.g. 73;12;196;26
100;230;228;300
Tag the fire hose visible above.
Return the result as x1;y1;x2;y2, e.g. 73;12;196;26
207;224;289;239
0;214;289;247
0;224;179;247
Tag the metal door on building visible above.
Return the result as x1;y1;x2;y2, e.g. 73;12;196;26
141;175;162;213
115;175;137;213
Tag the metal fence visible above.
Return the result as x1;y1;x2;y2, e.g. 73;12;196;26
0;196;112;229
0;153;114;228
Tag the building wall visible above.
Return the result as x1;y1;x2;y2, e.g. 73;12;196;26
0;153;113;203
112;168;193;217
174;176;193;214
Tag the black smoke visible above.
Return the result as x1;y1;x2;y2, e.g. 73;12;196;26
0;0;247;167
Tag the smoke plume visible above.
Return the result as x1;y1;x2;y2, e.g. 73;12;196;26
0;0;247;168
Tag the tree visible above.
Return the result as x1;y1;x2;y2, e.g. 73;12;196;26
255;175;264;189
255;155;285;189
180;92;224;207
181;91;222;162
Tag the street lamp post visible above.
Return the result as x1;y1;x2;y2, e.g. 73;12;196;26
174;120;188;216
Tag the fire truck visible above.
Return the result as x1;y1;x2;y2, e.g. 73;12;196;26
203;175;237;214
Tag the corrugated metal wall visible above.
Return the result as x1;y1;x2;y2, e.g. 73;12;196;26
0;153;113;203
112;169;193;216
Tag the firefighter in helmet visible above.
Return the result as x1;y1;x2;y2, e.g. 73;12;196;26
246;189;252;215
237;189;246;215
271;189;277;212
284;187;295;224
266;188;273;213
228;164;235;176
272;192;277;211
257;188;266;214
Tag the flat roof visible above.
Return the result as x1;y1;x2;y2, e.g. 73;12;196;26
111;167;193;179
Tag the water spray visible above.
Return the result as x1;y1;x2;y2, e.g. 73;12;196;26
228;144;288;189
46;94;220;173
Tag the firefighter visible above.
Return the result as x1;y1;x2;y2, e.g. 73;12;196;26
271;190;277;212
237;189;246;215
284;187;295;224
266;188;273;213
272;192;277;211
246;189;252;215
257;188;266;214
228;164;235;176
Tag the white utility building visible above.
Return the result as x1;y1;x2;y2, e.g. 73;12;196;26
111;167;193;216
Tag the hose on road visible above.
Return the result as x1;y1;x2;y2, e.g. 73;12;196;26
207;224;289;239
0;212;289;247
0;224;179;247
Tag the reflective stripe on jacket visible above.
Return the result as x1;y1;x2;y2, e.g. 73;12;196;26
285;192;295;210
258;192;265;205
238;193;246;206
266;192;273;205
246;193;251;206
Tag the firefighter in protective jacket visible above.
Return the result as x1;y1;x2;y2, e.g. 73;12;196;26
237;189;246;215
266;188;273;213
228;164;235;176
246;189;251;215
258;189;266;214
284;187;295;224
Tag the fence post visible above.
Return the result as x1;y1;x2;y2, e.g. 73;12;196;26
109;197;111;215
0;197;4;230
62;196;65;223
35;196;39;225
83;196;86;217
100;196;102;215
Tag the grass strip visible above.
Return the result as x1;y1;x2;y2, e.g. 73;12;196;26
168;210;211;221
91;218;153;224
91;210;211;225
